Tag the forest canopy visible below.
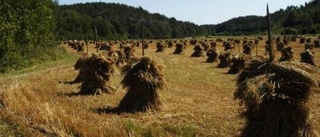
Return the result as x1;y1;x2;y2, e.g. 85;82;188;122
56;0;320;40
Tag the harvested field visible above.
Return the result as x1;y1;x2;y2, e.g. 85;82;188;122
0;36;319;136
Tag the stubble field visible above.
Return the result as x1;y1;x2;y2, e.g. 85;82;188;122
0;36;319;136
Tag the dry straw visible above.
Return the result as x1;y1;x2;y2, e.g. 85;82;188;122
314;39;320;48
123;46;135;60
190;45;204;57
173;43;184;54
201;42;209;51
305;42;314;50
206;46;219;63
65;53;116;95
167;41;174;48
300;49;317;66
155;42;165;52
223;41;235;51
106;50;126;68
278;46;294;62
242;43;252;55
276;41;286;51
227;54;250;74
118;56;165;112
234;58;319;137
217;50;233;68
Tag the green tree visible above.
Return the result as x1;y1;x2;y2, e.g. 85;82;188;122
0;0;62;72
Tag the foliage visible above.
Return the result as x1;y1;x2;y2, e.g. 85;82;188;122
56;0;320;39
0;0;63;72
212;0;320;35
56;2;210;40
213;15;268;36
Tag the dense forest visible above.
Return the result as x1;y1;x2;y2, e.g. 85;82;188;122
56;0;320;40
56;2;209;40
214;0;320;35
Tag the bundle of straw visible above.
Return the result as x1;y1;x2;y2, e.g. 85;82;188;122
217;50;233;68
234;59;318;137
173;43;184;54
278;46;294;62
300;49;316;66
206;46;219;63
123;46;135;60
227;54;249;74
65;53;116;95
118;57;165;112
190;45;204;57
155;42;165;52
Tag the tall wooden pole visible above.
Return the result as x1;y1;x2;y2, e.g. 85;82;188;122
267;4;275;63
95;26;99;53
86;39;89;53
141;20;144;56
256;43;258;55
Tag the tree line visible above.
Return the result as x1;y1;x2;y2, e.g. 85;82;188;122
56;2;211;40
56;0;320;39
213;0;320;35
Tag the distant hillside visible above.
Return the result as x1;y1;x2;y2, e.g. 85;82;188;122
210;0;320;35
56;0;320;40
56;2;211;40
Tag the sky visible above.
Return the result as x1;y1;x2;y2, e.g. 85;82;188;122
58;0;311;25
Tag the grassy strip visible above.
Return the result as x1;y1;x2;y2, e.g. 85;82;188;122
0;53;78;78
0;120;24;136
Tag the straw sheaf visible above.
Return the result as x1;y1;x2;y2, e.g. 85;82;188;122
173;43;184;54
106;50;126;67
121;57;165;92
227;54;249;74
206;48;219;63
94;55;115;81
280;61;320;83
240;99;309;137
118;56;165;112
68;53;116;95
217;50;233;68
155;42;165;52
74;53;92;70
124;46;135;60
191;45;204;57
270;62;318;88
300;49;316;66
234;51;318;137
236;57;268;82
235;74;273;109
235;60;318;110
278;46;294;62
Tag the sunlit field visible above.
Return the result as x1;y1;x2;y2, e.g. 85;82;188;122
0;36;319;136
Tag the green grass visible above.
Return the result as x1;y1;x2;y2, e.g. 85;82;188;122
0;53;78;78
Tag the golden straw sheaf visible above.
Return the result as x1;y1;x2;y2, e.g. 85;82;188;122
63;53;116;95
118;56;165;112
234;58;319;137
